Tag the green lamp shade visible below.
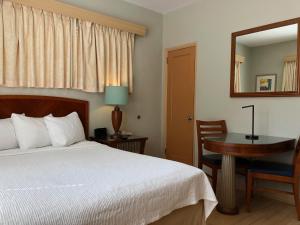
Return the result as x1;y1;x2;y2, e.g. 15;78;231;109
105;86;128;106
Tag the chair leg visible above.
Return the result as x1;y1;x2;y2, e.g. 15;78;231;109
245;171;248;200
198;162;203;169
212;168;218;193
293;176;300;220
246;172;253;212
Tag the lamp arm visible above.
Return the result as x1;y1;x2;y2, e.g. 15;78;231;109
242;105;254;109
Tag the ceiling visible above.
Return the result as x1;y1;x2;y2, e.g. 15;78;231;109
237;24;298;47
122;0;198;14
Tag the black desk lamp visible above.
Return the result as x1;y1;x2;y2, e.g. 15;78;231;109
242;105;259;140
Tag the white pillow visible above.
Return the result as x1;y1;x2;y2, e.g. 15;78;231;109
11;114;52;150
44;112;85;147
0;118;18;150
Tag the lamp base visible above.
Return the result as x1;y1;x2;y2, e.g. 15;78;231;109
112;106;122;136
245;135;259;140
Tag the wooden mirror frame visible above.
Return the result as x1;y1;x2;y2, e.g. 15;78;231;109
230;18;300;97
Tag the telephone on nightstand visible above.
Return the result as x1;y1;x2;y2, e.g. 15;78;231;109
94;128;132;140
94;128;107;139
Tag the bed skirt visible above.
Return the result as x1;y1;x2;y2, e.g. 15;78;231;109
150;201;206;225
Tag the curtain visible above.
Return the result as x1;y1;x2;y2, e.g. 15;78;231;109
234;62;241;92
282;60;297;92
0;0;134;93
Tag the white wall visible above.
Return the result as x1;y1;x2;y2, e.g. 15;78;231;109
0;0;163;157
163;0;300;164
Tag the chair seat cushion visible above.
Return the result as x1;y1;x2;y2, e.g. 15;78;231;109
236;158;251;167
203;154;250;167
203;154;222;165
248;161;293;177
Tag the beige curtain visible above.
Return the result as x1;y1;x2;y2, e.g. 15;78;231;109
234;62;241;92
0;0;134;93
282;60;297;92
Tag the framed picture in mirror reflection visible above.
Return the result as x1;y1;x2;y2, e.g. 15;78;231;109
256;74;277;92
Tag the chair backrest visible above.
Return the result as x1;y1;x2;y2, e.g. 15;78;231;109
293;138;300;176
196;120;227;167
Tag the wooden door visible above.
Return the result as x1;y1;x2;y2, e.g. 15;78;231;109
166;46;196;165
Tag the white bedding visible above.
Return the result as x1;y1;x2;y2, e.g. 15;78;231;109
0;141;217;225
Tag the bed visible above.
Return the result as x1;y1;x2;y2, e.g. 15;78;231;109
0;95;217;225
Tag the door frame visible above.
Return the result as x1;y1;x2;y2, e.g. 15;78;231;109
162;42;198;165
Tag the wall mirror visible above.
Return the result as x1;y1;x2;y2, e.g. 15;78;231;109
230;18;300;97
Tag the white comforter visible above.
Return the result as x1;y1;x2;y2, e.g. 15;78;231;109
0;141;217;225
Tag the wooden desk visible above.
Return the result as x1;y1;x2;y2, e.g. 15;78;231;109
204;133;295;215
90;136;148;154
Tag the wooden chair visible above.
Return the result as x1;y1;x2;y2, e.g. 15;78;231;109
246;139;300;219
196;120;228;192
196;120;249;192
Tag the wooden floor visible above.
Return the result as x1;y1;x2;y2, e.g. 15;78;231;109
207;196;300;225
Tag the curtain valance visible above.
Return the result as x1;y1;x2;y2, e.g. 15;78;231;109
0;0;135;93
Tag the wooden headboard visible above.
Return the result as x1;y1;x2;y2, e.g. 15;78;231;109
0;95;89;136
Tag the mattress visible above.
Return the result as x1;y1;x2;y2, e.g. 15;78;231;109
0;141;217;225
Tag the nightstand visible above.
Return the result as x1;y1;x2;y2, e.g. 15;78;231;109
90;136;148;154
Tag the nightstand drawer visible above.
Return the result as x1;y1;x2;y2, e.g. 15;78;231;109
113;141;144;154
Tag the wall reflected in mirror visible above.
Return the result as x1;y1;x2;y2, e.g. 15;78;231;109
234;24;298;93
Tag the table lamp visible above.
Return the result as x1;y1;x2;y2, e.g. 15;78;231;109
242;105;259;140
105;86;128;137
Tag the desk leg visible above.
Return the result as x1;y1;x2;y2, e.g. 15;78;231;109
217;154;239;215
